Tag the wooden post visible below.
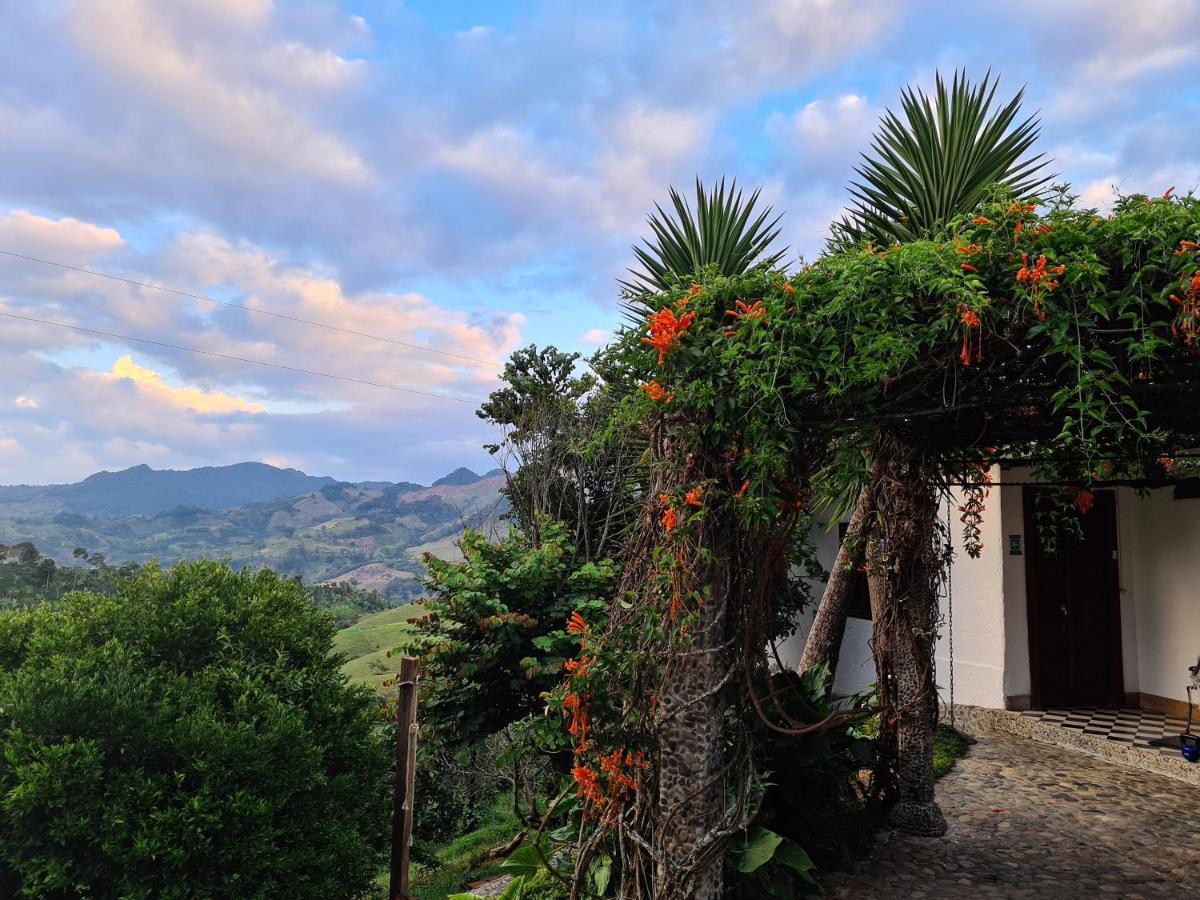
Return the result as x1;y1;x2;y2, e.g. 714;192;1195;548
389;657;420;900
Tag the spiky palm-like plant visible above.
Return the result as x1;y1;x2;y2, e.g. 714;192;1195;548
621;177;786;296
833;69;1051;247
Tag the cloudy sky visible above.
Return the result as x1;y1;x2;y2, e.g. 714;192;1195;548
1;0;1198;485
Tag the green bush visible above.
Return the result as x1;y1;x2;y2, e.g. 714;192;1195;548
410;519;615;747
411;744;498;851
0;560;391;899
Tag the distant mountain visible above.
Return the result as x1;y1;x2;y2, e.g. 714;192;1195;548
0;464;509;599
432;467;484;487
41;463;339;518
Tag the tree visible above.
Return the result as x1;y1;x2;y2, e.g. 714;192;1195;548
802;70;1052;699
0;560;391;899
480;344;641;560
832;69;1050;247
621;177;786;296
409;519;616;749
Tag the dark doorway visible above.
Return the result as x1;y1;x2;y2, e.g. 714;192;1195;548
1024;489;1124;708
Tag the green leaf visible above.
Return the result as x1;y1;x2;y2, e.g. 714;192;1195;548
774;838;816;882
734;826;784;873
589;853;613;894
499;844;544;876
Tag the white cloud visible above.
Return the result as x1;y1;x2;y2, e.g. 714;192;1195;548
0;206;520;483
0;209;124;260
769;93;880;183
64;0;368;183
578;328;607;346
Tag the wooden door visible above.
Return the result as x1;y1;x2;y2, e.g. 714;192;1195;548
1024;489;1124;708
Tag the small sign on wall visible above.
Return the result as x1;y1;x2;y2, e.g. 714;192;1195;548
1009;534;1022;556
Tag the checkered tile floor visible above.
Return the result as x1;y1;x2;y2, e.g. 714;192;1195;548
1020;707;1193;758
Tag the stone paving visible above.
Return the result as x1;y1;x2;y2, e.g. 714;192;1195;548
824;726;1200;899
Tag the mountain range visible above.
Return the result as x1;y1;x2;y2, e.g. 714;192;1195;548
0;462;506;598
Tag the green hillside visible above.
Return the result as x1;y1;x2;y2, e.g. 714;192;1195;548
334;605;423;689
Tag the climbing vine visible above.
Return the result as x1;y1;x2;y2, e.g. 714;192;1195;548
546;188;1200;898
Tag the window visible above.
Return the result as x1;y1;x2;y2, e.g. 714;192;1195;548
837;522;872;620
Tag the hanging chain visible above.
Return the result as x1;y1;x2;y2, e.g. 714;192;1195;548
946;493;956;731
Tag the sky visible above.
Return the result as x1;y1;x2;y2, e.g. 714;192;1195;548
1;0;1199;485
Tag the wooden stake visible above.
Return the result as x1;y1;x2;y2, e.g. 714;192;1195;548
390;657;420;900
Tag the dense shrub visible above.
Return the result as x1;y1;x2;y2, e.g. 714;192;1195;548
411;743;498;850
0;560;392;899
410;519;615;747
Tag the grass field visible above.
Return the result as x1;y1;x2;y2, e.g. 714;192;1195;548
333;604;423;688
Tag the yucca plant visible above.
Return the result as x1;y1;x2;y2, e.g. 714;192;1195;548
621;177;786;296
832;69;1051;247
802;71;1053;684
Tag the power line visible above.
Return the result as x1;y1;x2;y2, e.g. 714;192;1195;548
0;248;505;368
0;310;482;404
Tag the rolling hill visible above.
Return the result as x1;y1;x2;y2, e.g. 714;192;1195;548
0;463;508;601
0;462;337;518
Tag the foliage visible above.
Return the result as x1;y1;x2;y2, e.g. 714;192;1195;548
409;795;520;899
0;542;138;608
621;178;786;296
307;579;391;628
0;560;391;899
727;827;816;899
932;723;970;778
479;344;641;561
411;744;500;852
550;186;1200;896
833;70;1050;247
410;519;616;748
751;666;878;874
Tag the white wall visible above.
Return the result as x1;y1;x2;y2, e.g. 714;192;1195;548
1118;487;1200;704
934;475;1008;709
998;476;1032;704
777;521;877;697
782;474;1011;709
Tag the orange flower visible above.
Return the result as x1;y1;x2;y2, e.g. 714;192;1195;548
567;611;589;634
687;282;703;297
1159;456;1177;473
1070;489;1095;515
1164;186;1175;199
971;216;993;226
1014;220;1024;239
955;243;982;255
961;263;977;273
737;479;750;498
783;281;795;295
642;306;697;365
1176;240;1198;256
639;380;672;403
661;507;678;533
573;765;603;804
684;487;703;507
1016;254;1064;319
958;304;983;366
724;299;767;320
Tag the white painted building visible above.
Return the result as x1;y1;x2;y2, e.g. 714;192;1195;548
781;469;1200;718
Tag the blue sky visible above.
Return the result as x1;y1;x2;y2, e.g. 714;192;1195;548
1;0;1198;484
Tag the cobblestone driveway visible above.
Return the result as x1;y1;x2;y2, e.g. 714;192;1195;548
824;727;1200;898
